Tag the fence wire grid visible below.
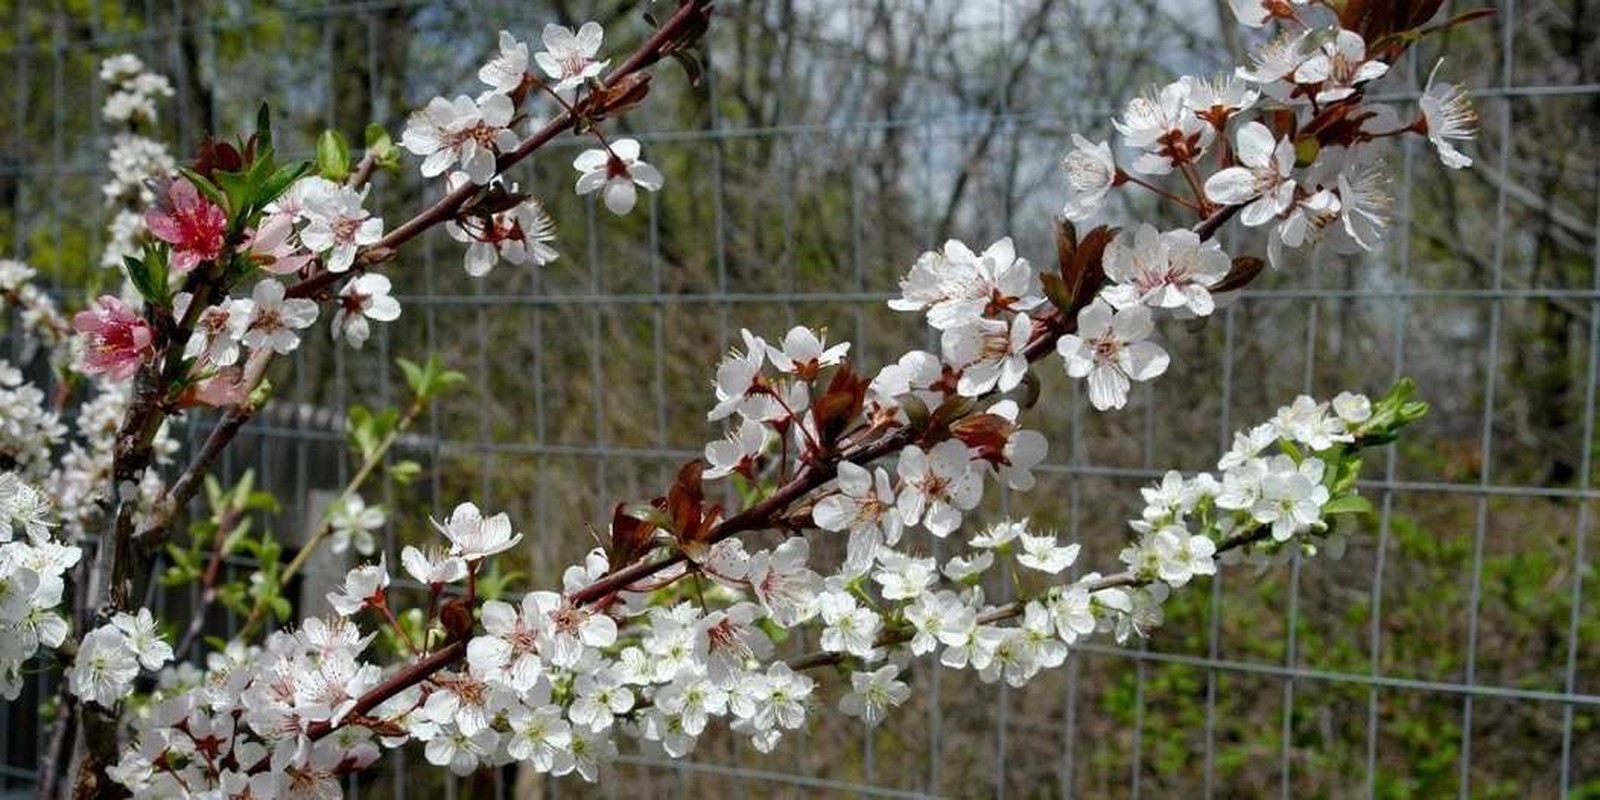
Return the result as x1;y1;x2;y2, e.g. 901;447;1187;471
2;0;1598;798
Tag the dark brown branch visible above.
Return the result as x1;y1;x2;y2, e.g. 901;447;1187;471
133;405;254;552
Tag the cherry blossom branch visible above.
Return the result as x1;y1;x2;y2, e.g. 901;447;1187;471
284;0;715;301
785;523;1275;671
128;0;715;557
291;204;1240;750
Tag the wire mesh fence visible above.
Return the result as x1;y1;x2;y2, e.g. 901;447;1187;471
1;0;1596;797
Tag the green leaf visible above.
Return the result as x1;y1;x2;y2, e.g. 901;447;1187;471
364;123;400;171
1278;439;1304;464
316;129;351;182
1323;495;1374;516
176;167;230;214
245;491;281;513
214;168;258;217
754;617;790;644
346;405;398;460
223;518;254;551
1361;378;1430;443
204;475;224;508
232;470;256;507
398;355;467;400
388;460;422;484
255;103;274;153
257;161;312;210
122;253;168;309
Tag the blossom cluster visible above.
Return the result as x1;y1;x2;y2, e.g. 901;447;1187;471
100;55;178;270
0;474;81;700
0;359;66;481
0;1;1481;794
0;259;70;357
0;267;178;542
101;381;1411;796
1044;15;1478;408
45;379;178;543
100;54;175;126
405;23;671;277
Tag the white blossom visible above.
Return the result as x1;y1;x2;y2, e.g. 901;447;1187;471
401;93;520;185
111;608;174;671
479;31;530;93
764;326;850;377
68;624;140;707
1150;526;1218;586
813;462;901;575
298;183;383;273
896;440;983;537
235;279;319;355
1204;121;1296;226
745;538;822;626
704;418;769;480
1419;60;1477;169
401;545;468;586
1293;29;1388;103
889;238;1042;330
1060;134;1117;220
838;664;911;727
1016;530;1080;574
332;273;401;350
535;22;609;91
431;502;522;562
942;313;1032;396
573;139;663;215
1101;224;1229;315
326;558;390;616
1056;299;1169;411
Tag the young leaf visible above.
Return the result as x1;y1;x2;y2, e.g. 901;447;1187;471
256;103;274;153
258;161;312;210
316;129;351;182
176;167;231;214
364;123;400;171
1322;495;1374;516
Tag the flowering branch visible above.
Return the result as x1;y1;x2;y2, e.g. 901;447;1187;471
284;0;714;300
0;1;1497;797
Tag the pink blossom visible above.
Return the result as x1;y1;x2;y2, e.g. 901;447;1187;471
187;367;248;408
144;178;227;273
71;295;154;381
246;214;314;275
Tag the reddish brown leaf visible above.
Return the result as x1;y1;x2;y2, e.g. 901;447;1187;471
1054;216;1078;274
951;413;1017;465
585;73;653;121
1211;256;1266;295
1066;225;1115;312
812;363;870;445
665;460;706;537
606;502;657;568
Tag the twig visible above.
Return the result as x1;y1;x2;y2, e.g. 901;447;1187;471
287;0;717;301
783;524;1276;671
174;508;242;661
235;393;427;641
134;406;255;552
